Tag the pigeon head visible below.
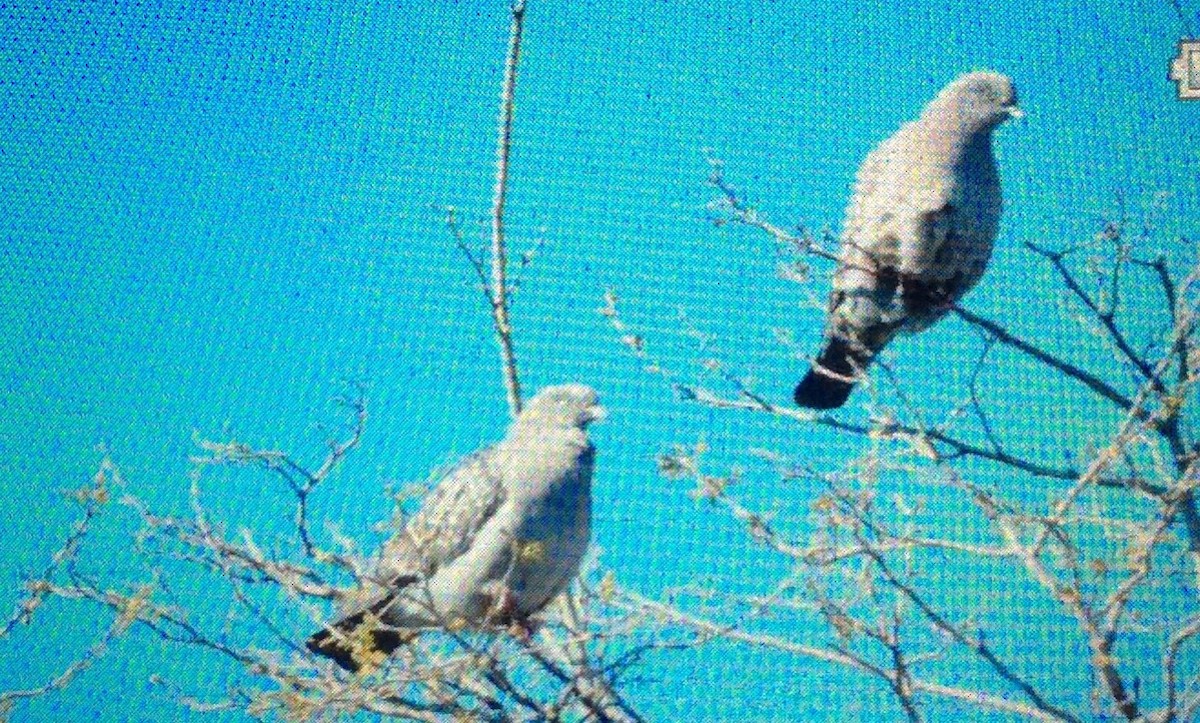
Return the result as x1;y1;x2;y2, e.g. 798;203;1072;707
932;71;1021;133
517;384;605;430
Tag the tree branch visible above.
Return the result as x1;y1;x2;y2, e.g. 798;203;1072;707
951;305;1143;421
489;0;527;418
1025;240;1165;394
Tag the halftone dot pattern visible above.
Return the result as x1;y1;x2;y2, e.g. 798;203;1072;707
2;1;1199;721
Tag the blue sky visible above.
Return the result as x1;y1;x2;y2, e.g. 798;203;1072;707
1;1;1198;720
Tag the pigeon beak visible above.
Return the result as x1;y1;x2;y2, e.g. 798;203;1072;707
585;404;607;424
1004;104;1024;119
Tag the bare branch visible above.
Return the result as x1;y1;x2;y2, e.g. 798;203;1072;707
614;591;1072;722
1136;253;1189;387
0;614;122;712
1025;240;1165;394
951;304;1143;421
2;464;109;639
448;207;494;303
675;382;1164;493
488;0;527;418
1163;613;1200;721
708;161;837;266
849;512;1081;721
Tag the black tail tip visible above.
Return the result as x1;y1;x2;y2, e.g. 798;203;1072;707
794;368;854;410
307;629;362;673
307;624;408;673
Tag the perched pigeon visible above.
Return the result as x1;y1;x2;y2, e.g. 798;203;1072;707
794;71;1021;409
307;384;604;672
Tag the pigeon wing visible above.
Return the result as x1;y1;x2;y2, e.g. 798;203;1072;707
329;447;508;621
377;447;508;590
306;448;510;671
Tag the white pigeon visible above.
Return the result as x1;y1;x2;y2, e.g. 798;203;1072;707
794;71;1021;409
308;384;604;672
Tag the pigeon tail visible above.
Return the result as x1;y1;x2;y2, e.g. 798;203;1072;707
794;337;863;410
307;611;409;673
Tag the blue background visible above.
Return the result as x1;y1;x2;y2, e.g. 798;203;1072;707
1;1;1198;720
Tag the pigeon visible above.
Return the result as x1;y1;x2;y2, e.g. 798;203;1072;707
794;71;1021;409
307;384;604;672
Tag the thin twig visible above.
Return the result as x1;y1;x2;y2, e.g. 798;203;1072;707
2;465;108;639
848;512;1081;722
952;305;1142;421
0;617;119;710
614;591;1071;722
1025;240;1164;394
1163;614;1200;720
1133;254;1187;384
677;383;1165;493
